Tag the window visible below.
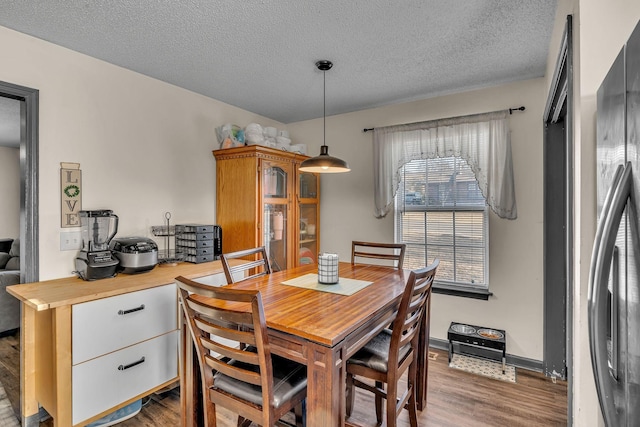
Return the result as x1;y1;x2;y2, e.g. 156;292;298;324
395;157;489;293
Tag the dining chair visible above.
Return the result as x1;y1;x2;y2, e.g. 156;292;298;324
220;246;272;284
345;259;439;427
176;275;307;427
351;241;407;269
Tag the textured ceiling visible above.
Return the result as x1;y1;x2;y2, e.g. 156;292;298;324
0;0;557;127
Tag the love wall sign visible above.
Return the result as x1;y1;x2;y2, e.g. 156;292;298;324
61;162;82;227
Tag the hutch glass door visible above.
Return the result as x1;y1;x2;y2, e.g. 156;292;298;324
298;172;319;265
263;161;289;271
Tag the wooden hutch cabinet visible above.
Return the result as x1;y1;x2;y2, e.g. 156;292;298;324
213;145;320;271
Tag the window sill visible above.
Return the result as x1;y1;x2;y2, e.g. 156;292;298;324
432;283;492;300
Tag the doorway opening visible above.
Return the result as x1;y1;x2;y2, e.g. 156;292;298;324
543;14;573;423
0;81;39;284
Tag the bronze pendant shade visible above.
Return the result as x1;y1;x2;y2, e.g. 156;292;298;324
299;60;351;173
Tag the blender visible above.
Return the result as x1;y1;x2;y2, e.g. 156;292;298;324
75;210;120;280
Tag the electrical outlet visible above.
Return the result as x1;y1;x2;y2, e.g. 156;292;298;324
60;231;82;251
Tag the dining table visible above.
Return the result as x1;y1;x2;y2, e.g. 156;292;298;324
180;261;432;427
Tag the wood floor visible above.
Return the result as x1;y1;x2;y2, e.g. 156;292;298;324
0;330;567;426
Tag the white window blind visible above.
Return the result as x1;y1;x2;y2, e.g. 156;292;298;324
396;157;488;288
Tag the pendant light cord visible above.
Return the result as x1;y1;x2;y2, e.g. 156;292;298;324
323;68;326;148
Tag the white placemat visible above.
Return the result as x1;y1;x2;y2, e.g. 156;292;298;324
281;273;373;296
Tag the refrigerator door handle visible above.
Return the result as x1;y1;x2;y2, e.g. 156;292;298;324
589;165;625;290
610;246;619;380
589;161;632;426
594;161;631;303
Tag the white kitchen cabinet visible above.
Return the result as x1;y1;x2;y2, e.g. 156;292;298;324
72;330;178;424
71;284;178;424
72;284;177;364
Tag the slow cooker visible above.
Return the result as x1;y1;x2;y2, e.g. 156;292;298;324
109;237;158;274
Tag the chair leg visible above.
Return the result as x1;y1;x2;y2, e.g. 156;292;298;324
407;362;419;427
346;373;355;417
375;381;384;425
205;400;217;427
407;390;419;427
385;379;398;427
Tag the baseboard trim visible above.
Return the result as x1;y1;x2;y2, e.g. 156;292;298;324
429;337;544;373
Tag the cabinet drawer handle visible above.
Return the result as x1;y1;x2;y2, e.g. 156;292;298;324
118;304;145;315
118;356;145;371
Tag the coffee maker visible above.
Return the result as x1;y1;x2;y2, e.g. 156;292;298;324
75;210;120;280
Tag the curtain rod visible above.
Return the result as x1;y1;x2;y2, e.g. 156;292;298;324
362;105;526;132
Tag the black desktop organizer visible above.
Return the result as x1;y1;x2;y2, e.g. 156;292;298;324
175;224;222;263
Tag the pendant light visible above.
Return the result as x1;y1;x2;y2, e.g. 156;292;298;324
299;60;351;173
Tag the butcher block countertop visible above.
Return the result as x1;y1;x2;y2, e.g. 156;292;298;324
7;260;240;311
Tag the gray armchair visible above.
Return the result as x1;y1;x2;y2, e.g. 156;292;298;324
0;238;21;335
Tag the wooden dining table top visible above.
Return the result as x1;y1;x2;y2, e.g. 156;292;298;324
193;261;409;347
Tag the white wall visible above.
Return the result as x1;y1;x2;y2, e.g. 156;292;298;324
0;25;286;280
0;146;20;239
288;78;547;360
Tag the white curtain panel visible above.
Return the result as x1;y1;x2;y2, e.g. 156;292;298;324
372;110;517;219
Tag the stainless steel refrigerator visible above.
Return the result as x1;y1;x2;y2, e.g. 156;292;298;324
590;19;640;427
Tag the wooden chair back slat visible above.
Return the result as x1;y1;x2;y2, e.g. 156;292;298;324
193;317;257;349
205;356;263;386
220;246;272;284
186;299;254;325
352;241;407;269
200;335;259;364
